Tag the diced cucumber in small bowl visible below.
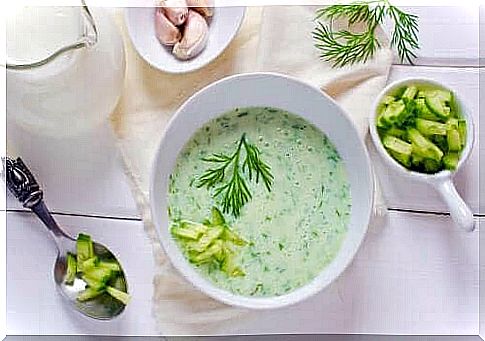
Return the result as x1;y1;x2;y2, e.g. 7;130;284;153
369;78;475;232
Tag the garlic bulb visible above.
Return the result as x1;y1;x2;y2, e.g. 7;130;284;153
159;0;188;26
155;8;182;46
186;0;214;17
173;10;208;60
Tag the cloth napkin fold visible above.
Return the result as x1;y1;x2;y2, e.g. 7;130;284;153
111;6;393;335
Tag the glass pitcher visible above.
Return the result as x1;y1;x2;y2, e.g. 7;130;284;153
6;2;125;137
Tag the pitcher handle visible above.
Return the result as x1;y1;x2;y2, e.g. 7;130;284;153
6;0;98;70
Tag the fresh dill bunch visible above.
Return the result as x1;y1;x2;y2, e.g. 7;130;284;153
313;0;419;67
197;133;274;218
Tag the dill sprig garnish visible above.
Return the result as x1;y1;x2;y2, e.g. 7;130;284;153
197;133;274;218
313;0;419;67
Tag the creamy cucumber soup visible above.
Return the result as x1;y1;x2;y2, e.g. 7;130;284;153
168;107;351;297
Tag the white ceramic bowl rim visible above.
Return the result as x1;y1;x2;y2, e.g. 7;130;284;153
150;72;374;309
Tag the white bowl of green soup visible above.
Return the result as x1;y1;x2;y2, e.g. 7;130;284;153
150;73;374;309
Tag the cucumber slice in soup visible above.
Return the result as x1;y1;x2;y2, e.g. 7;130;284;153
192;240;223;264
187;225;224;253
210;206;226;226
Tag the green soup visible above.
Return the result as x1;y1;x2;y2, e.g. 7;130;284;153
168;107;351;297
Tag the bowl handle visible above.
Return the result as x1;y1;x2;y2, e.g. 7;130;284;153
435;179;475;232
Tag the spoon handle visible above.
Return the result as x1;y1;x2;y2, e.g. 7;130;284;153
3;157;74;244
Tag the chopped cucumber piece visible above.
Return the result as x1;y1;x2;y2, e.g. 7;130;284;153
99;260;121;272
389;151;411;168
382;95;396;105
210;206;225;226
385;127;407;139
447;118;459;130
187;225;224;253
82;266;113;284
423;159;441;173
383;135;412;155
447;128;462;151
181;220;208;234
416;118;447;136
429;89;452;103
109;275;127;292
65;253;77;285
431;135;448;152
425;95;449;119
415;98;441;121
171;226;200;240
82;275;106;291
171;220;207;240
81;257;99;272
192;240;223;264
380;100;406;125
221;253;245;277
411;154;424;167
408;128;444;161
443;153;460;170
376;114;390;129
106;286;131;305
402;86;418;100
76;233;94;271
458;120;467;147
221;228;247;246
77;287;103;302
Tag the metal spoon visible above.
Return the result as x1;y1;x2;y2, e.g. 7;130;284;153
4;157;128;320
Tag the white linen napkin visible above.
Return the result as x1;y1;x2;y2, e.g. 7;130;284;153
112;6;392;335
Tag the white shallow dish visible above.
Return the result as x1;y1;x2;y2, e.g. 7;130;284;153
369;78;475;232
125;4;245;74
150;73;374;309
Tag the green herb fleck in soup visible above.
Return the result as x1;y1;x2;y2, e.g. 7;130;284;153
168;107;351;297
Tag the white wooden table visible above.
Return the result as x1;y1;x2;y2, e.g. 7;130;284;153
5;6;481;336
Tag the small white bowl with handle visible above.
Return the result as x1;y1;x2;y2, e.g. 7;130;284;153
369;78;475;232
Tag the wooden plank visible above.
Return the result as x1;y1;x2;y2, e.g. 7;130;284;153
373;65;481;214
386;6;479;67
218;211;479;336
6;121;140;219
6;211;478;335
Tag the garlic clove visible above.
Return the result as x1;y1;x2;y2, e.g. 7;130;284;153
159;0;189;26
173;10;209;60
186;0;214;17
155;8;182;46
